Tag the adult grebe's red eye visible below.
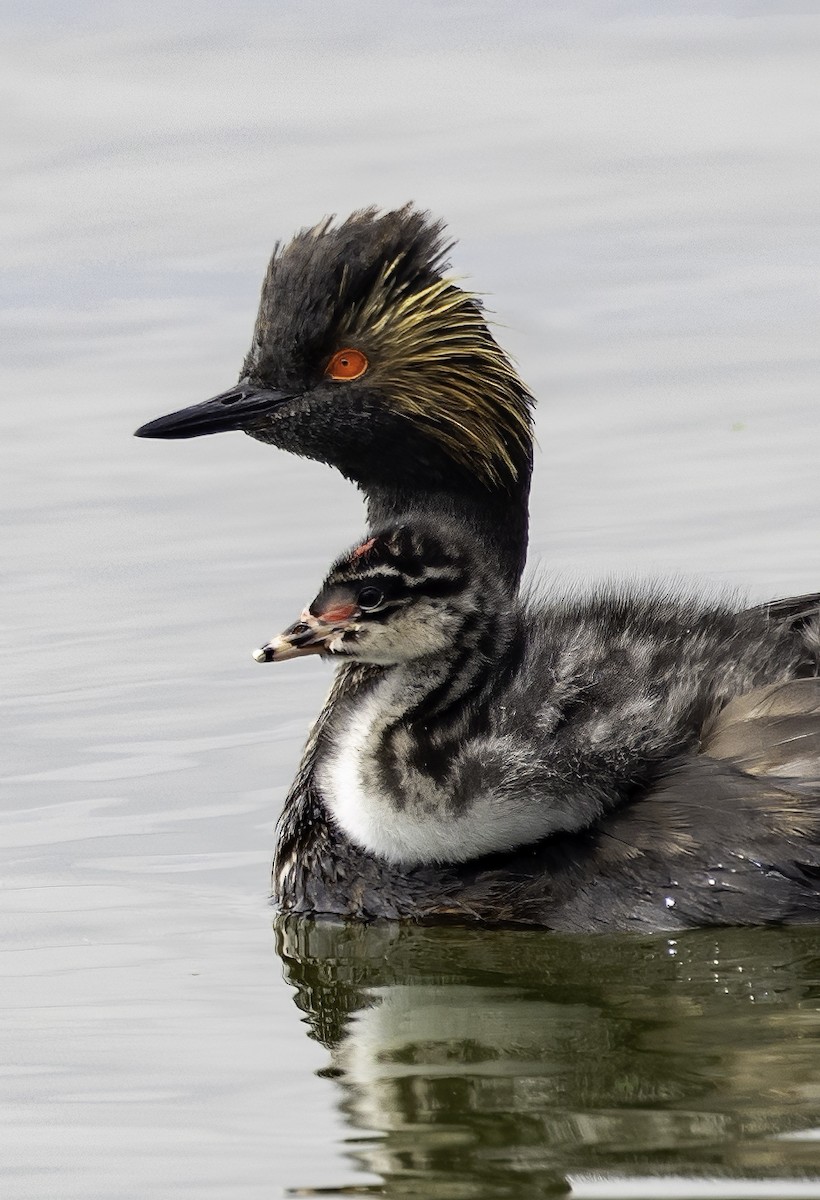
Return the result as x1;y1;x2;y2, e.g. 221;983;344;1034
325;348;368;381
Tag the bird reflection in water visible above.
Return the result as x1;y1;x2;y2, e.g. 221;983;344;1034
275;915;820;1198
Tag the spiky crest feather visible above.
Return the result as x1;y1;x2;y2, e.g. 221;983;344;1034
338;259;533;489
246;206;534;490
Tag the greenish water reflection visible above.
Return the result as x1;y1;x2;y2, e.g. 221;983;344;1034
275;918;820;1198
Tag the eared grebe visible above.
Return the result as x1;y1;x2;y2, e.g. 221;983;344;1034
255;523;820;929
135;206;819;928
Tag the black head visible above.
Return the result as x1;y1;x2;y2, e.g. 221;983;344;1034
136;206;534;494
253;523;501;666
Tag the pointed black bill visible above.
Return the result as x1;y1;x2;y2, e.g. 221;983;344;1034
134;381;297;440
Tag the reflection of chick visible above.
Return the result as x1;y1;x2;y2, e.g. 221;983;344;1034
259;522;820;928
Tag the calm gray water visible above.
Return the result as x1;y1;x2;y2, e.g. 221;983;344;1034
3;4;819;1197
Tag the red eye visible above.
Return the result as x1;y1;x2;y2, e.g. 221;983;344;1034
325;348;368;381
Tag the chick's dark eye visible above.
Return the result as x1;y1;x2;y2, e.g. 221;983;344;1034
357;587;384;611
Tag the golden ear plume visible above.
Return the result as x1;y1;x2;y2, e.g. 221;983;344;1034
340;261;534;490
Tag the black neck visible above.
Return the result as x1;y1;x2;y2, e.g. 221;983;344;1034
362;470;531;594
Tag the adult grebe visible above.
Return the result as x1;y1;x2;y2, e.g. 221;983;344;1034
135;206;818;927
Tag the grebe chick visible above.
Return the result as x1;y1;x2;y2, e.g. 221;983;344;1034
255;523;820;918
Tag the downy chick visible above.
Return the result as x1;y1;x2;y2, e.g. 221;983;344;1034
254;522;820;876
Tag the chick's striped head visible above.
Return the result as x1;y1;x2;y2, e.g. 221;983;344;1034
297;523;492;665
